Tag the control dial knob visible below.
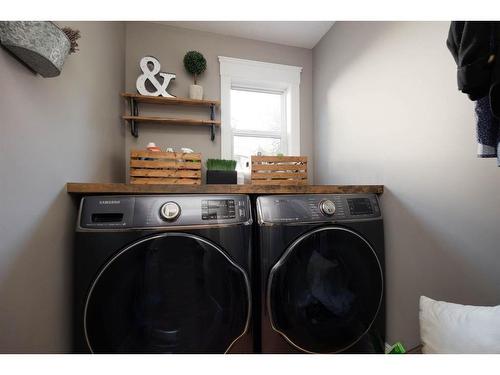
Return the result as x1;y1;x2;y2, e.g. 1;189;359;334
319;199;336;216
160;201;181;221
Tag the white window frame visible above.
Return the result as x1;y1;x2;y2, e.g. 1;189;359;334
218;56;302;160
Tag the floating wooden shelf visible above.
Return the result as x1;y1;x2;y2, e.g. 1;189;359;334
121;93;220;107
66;182;384;195
123;116;221;126
121;92;220;139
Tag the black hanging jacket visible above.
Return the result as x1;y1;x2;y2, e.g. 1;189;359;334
447;21;500;118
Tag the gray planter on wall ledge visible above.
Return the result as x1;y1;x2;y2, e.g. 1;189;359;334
0;21;70;77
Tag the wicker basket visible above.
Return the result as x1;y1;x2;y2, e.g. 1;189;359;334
130;150;201;185
251;156;308;185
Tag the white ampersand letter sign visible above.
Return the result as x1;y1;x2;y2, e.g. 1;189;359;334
136;56;176;97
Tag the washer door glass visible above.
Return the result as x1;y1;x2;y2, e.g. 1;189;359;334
85;233;250;353
268;227;383;353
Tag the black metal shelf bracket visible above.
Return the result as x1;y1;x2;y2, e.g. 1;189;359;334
128;97;139;137
210;103;216;142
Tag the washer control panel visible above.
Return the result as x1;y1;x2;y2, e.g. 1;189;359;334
79;195;251;229
201;199;237;220
256;194;381;224
347;197;374;216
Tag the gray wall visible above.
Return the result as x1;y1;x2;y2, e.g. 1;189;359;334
313;21;500;349
0;21;125;352
0;21;313;353
124;22;314;181
5;20;491;353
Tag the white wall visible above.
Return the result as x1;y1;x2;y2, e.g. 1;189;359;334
313;21;500;349
0;21;125;352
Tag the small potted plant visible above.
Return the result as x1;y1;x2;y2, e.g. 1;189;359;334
206;159;237;184
183;50;207;100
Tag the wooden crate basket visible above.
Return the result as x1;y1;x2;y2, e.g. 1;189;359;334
130;150;202;185
251;156;308;185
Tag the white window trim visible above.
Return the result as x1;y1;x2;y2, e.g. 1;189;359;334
218;56;302;159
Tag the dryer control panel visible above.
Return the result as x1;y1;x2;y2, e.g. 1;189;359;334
78;195;252;230
256;194;381;224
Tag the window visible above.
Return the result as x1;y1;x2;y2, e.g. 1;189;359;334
219;57;302;167
230;87;286;168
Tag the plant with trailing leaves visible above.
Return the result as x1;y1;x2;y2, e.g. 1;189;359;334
60;27;81;54
183;50;207;85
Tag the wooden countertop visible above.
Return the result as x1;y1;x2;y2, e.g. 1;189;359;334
66;183;384;195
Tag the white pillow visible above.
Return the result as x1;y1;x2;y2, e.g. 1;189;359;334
419;295;500;353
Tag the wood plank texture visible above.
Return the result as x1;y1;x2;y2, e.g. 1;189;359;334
123;116;221;126
130;169;201;178
251;155;308;185
130;178;201;185
121;93;220;107
252;156;307;163
249;179;308;185
251;164;307;171
130;150;201;160
66;183;384;195
251;172;308;179
130;160;202;170
130;150;202;185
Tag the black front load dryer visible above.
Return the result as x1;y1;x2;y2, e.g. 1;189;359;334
73;194;253;354
255;194;385;354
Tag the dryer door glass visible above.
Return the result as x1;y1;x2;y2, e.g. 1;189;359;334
268;226;383;353
84;233;250;353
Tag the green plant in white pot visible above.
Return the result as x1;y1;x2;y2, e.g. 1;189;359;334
183;50;207;100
